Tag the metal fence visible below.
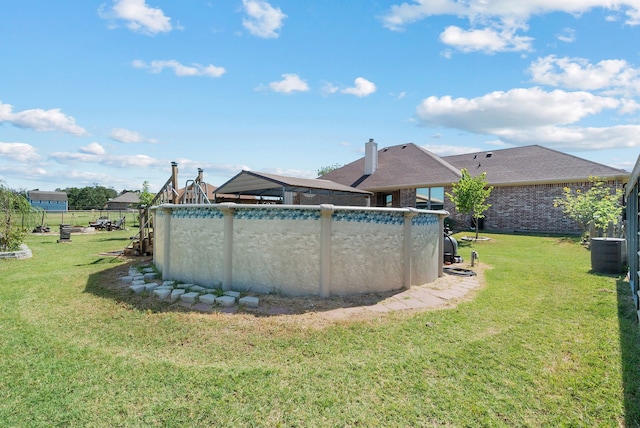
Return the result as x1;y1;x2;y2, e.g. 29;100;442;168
21;209;138;231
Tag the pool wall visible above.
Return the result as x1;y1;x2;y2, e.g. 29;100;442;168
152;203;448;297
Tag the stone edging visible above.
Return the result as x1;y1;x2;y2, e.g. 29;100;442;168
0;244;33;260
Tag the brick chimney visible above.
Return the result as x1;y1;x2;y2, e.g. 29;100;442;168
364;138;378;175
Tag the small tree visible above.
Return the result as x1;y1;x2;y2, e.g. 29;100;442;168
139;181;155;207
0;182;32;251
446;169;493;239
136;181;155;228
553;176;623;239
316;164;342;177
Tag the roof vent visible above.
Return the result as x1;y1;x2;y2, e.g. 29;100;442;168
402;144;407;149
486;152;493;158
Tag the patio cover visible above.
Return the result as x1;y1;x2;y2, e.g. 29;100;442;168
213;170;372;199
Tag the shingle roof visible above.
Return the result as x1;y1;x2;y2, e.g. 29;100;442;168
321;143;461;191
28;191;67;202
177;181;257;202
109;191;141;204
214;170;372;197
444;145;629;186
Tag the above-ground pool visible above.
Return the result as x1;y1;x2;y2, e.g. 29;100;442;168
152;203;447;297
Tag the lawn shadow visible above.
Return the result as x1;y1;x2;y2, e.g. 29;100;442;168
83;257;397;317
616;277;640;427
94;236;132;243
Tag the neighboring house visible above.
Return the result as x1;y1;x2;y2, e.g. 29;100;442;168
106;192;141;210
321;140;629;234
176;181;260;204
214;170;372;205
27;190;68;212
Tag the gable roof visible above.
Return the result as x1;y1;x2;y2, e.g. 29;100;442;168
214;170;372;198
321;143;461;191
177;181;258;202
28;191;67;202
109;191;141;204
444;145;629;186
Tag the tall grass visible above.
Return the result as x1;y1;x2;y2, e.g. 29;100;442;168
0;230;638;426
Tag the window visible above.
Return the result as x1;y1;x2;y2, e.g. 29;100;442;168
417;187;444;210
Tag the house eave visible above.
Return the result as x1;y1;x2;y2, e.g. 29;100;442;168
488;175;630;188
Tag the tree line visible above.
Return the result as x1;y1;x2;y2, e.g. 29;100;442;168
54;185;135;210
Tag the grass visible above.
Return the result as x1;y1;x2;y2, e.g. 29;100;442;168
1;230;639;426
21;209;135;231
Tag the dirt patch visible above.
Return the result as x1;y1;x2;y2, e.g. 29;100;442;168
87;255;485;328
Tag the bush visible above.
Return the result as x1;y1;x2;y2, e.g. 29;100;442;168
553;176;623;239
0;182;31;252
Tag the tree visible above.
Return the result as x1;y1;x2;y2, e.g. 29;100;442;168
553;176;623;239
446;169;493;239
316;163;342;177
139;181;155;207
58;185;117;209
0;181;32;251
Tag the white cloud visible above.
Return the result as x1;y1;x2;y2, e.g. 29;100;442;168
321;82;340;95
416;87;620;133
173;158;250;177
48;145;245;176
416;87;640;150
529;55;640;97
381;0;465;31
381;0;640;54
110;128;157;144
242;0;286;38
266;74;309;93
0;164;48;180
0;142;40;162
100;0;172;35
262;167;316;179
439;24;533;53
382;0;640;30
342;77;377;97
495;124;640;150
50;150;165;169
556;27;576;43
0;101;88;136
133;59;226;77
420;144;483;156
80;142;107;155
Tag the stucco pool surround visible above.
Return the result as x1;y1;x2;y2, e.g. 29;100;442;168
152;203;448;297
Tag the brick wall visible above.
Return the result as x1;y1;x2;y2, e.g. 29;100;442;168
292;192;370;206
399;188;417;208
443;180;624;234
370;189;417;208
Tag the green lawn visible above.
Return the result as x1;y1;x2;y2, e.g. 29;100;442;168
1;230;639;427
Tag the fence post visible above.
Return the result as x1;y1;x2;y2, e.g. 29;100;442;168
319;204;334;298
403;208;418;289
219;203;236;291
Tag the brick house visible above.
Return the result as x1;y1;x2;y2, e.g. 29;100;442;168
321;140;629;234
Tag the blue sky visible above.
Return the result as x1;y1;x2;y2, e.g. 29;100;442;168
2;0;640;192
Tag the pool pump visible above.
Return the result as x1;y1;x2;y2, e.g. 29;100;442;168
443;226;463;264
